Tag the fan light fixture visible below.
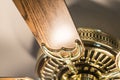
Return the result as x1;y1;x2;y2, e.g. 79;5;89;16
8;0;120;80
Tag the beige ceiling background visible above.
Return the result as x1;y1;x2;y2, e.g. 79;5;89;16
0;0;36;78
66;0;120;38
0;0;120;79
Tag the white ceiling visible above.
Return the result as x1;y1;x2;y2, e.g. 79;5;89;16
0;0;120;79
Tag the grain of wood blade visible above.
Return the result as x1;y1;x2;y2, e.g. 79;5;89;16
13;0;80;49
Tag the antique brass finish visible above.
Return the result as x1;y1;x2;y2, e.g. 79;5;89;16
41;39;85;75
41;39;84;61
36;28;120;80
62;74;97;80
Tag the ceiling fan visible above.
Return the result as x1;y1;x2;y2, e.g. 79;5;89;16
2;0;120;80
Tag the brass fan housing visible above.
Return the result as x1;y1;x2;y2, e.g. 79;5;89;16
36;28;120;80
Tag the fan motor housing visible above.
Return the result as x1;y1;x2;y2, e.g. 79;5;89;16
36;28;120;80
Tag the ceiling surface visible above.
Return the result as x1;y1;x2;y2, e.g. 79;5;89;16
0;0;120;79
66;0;120;38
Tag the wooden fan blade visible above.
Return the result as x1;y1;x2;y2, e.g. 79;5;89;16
13;0;81;49
0;77;33;80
